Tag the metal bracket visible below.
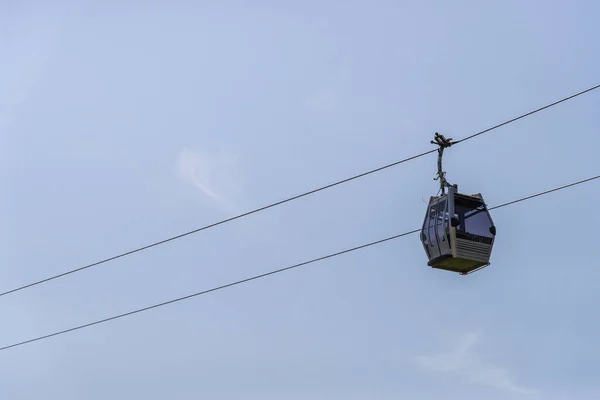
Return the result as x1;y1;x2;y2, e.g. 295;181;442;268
460;263;490;275
431;132;454;195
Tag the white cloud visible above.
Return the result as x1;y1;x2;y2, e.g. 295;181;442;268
415;333;537;395
176;147;245;210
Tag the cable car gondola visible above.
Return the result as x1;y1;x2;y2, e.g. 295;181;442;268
420;133;496;275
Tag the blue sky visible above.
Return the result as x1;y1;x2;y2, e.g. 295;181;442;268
1;1;599;399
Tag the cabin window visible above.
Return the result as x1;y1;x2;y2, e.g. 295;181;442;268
454;197;494;239
428;203;438;247
436;199;447;243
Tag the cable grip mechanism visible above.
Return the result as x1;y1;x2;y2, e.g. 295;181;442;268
431;132;454;195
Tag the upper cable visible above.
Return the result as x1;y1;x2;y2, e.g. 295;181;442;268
2;83;598;298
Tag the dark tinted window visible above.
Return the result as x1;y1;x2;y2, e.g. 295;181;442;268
454;196;493;238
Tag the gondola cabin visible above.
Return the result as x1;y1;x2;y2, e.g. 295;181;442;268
420;185;496;275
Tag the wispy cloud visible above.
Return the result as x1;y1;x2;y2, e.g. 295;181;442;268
176;147;245;211
415;333;537;395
